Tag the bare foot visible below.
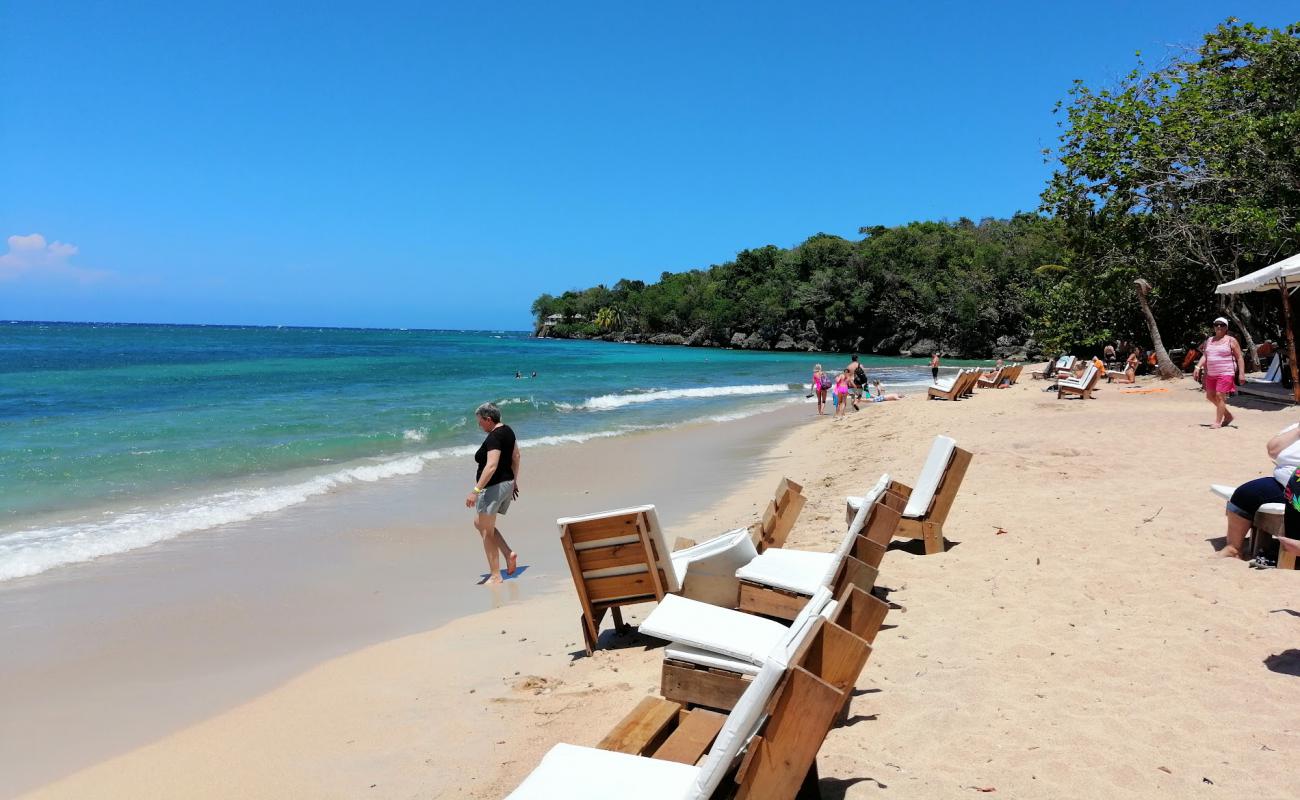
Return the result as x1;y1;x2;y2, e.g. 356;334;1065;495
1223;413;1235;427
506;551;519;575
1209;422;1223;430
1217;545;1241;559
485;574;504;585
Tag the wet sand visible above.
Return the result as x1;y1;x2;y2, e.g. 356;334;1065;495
0;402;810;797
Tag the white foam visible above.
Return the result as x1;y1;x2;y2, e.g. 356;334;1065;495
0;398;802;583
566;384;791;411
402;428;427;442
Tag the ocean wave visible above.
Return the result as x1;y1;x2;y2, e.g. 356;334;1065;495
0;394;812;582
562;384;793;411
402;428;427;442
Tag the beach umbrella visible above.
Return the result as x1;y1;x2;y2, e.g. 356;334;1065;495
1215;252;1300;403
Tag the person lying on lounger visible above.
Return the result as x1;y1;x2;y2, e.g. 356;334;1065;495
1219;423;1300;559
1108;352;1139;383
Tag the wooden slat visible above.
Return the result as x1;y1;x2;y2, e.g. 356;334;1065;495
831;585;889;644
583;571;659;604
863;503;901;546
834;556;878;596
852;537;888;570
766;491;806;550
576;542;651;573
662;661;751;712
735;667;844;800
738;582;805;621
652;708;727;765
927;447;972;527
598;696;682;755
566;514;642;545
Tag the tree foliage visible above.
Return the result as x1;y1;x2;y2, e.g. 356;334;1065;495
535;20;1300;359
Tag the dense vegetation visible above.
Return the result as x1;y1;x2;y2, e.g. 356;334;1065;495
533;20;1300;360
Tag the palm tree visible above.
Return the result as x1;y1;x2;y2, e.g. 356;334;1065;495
1133;278;1181;379
594;307;622;331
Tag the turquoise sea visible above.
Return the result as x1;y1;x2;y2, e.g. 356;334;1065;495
0;322;941;581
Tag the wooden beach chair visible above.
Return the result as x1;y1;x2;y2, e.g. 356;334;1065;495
1210;483;1287;562
1005;364;1023;385
846;435;973;555
559;505;680;655
1057;363;1100;399
505;612;873;800
1031;356;1072;380
1247;354;1282;384
976;366;1004;389
927;369;974;401
647;584;889;712
733;477;903;621
753;477;807;552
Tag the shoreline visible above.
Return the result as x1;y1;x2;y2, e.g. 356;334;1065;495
21;376;1300;799
0;401;816;797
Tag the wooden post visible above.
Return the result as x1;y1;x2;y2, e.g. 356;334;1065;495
1281;280;1300;405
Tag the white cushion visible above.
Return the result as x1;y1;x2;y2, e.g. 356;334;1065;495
640;594;789;664
689;651;788;800
1259;503;1284;516
670;528;758;606
846;473;891;537
736;548;833;595
664;643;762;676
557;505;681;593
1210;483;1234;500
904;436;956;519
506;742;700;800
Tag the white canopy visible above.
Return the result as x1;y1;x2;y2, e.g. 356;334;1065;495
1216;252;1300;294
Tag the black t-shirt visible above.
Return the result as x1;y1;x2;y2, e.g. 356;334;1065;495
475;424;517;485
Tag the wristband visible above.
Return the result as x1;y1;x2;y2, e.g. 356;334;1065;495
471;487;483;494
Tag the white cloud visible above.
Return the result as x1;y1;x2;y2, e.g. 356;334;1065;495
0;233;113;283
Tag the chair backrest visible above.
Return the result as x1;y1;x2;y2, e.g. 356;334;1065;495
688;639;792;799
732;617;872;799
829;584;890;644
757;477;806;551
903;436;957;518
557;505;680;610
1070;363;1098;388
1265;353;1281;381
824;498;901;588
1058;355;1076;370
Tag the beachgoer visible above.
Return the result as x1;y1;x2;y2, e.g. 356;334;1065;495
811;363;828;415
1103;343;1116;363
465;402;520;584
1217;422;1300;559
531;371;537;378
832;370;851;418
514;370;521;379
1192;317;1246;429
1107;351;1139;384
1279;467;1300;562
847;354;867;411
865;377;905;402
930;352;940;384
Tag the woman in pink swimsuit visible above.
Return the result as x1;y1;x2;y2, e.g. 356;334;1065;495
1192;316;1246;429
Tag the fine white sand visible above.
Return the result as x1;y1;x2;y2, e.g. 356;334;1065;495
23;374;1300;799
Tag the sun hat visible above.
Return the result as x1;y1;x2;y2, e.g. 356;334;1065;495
1213;316;1229;326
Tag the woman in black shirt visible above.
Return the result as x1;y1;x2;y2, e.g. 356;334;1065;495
465;402;520;584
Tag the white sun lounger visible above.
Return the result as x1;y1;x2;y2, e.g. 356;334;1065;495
734;474;897;619
1247;354;1282;384
845;435;972;554
508;593;876;799
506;624;794;800
560;506;757;654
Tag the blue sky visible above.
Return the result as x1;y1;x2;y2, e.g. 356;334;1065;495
2;2;1295;329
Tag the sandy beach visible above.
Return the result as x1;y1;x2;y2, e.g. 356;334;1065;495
19;373;1300;799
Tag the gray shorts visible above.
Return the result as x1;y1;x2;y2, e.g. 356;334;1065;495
475;481;514;515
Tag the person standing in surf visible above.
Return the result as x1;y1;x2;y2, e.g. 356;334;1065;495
930;352;941;383
465;402;520;584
